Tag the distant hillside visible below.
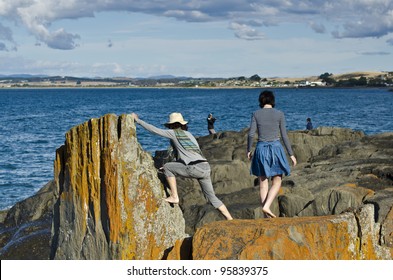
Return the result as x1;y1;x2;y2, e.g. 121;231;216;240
268;71;390;83
332;71;387;80
1;70;392;88
0;71;390;81
145;75;192;80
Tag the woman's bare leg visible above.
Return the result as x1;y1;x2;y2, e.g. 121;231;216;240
262;175;282;218
259;176;269;207
164;176;179;204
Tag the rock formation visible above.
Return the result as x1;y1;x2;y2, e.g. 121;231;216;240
0;180;55;259
161;126;392;234
51;114;186;259
1;116;391;260
188;204;392;260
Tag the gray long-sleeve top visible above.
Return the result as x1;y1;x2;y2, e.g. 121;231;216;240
135;118;205;165
247;108;294;156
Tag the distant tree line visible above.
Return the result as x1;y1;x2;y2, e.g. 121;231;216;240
319;72;393;87
3;72;393;88
235;72;393;87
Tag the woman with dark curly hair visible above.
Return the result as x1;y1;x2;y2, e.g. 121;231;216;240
247;90;297;218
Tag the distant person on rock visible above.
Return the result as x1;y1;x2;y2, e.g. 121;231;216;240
207;113;216;134
131;112;233;220
247;90;297;218
306;118;313;130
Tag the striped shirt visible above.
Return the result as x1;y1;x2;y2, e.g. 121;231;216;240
247;108;294;156
135;118;205;165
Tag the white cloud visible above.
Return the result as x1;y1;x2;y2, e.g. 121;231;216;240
0;1;392;78
1;1;393;51
163;10;212;22
229;22;265;40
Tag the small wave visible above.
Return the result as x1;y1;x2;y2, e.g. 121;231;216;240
0;183;41;210
0;163;17;170
27;139;50;145
0;182;36;189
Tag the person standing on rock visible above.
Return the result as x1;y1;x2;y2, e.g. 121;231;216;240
247;90;297;218
306;118;313;130
131;112;233;220
207;113;216;134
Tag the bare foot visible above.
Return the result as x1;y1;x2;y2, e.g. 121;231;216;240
164;196;179;204
262;208;276;218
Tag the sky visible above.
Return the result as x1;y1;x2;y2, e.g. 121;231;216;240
1;0;393;78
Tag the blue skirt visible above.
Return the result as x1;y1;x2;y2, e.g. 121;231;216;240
251;140;291;177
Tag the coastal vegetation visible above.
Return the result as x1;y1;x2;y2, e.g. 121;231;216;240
0;71;392;88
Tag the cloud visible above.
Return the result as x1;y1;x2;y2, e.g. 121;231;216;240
163;10;212;22
0;23;13;41
1;0;85;50
309;22;326;34
0;23;16;51
0;42;7;51
359;51;390;56
0;56;45;74
1;0;393;50
45;29;80;50
327;1;393;39
229;22;265;40
387;38;393;45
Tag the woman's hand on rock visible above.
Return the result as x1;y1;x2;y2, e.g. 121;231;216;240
131;113;139;121
290;155;297;166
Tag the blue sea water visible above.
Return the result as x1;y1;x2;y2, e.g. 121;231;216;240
0;87;392;210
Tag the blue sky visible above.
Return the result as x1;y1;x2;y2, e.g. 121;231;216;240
1;0;393;78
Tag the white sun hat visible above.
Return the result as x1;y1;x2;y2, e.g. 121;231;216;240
164;112;188;126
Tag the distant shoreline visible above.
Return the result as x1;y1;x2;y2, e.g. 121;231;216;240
1;85;392;90
1;70;392;89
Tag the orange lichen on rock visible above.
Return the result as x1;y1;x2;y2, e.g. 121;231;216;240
192;205;391;260
52;114;186;260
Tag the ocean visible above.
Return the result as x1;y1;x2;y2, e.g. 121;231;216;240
0;87;392;210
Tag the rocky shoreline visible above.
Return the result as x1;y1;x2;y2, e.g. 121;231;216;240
0;114;392;259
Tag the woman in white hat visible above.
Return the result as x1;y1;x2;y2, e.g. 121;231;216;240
131;112;233;220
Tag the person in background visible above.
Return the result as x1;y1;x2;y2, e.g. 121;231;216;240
132;112;233;220
247;90;297;218
207;113;216;134
306;118;313;130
